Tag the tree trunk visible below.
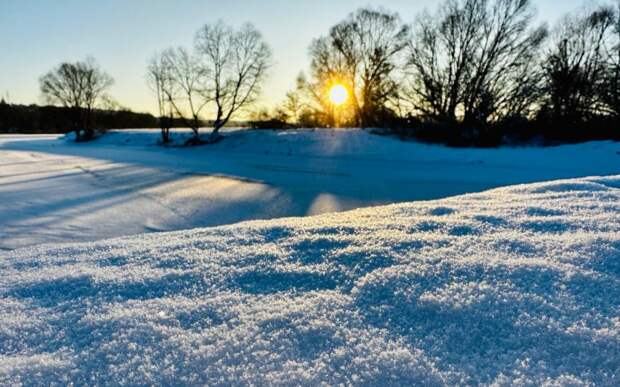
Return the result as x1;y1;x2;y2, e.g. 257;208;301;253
210;121;223;142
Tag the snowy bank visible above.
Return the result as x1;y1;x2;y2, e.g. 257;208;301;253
1;175;619;385
2;129;620;250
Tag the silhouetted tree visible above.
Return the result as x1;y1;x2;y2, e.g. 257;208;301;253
147;52;176;143
195;21;271;141
282;91;303;125
161;47;210;141
285;73;326;127
405;0;547;126
40;57;113;141
248;107;290;129
308;8;410;127
600;2;620;118
542;5;615;124
277;73;310;126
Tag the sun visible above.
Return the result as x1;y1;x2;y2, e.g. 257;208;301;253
329;84;349;106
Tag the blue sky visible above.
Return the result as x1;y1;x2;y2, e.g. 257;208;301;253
0;0;584;115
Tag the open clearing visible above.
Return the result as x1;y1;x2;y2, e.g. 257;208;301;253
1;129;619;250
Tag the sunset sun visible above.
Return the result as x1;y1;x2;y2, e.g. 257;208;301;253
329;84;348;106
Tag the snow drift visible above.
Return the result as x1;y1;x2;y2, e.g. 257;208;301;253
2;130;620;250
1;175;619;385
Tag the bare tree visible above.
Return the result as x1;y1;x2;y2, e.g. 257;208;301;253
40;57;113;141
307;39;352;127
147;52;175;143
282;91;303;125
195;22;271;141
279;74;310;126
308;8;410;127
162;47;210;141
600;1;620;117
542;5;615;123
405;0;547;125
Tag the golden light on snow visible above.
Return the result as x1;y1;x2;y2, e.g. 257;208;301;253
329;84;349;106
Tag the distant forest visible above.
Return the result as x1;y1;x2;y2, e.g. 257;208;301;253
0;101;159;134
3;0;620;147
0;101;246;135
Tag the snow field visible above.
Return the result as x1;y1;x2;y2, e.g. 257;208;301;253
1;175;619;385
2;129;620;250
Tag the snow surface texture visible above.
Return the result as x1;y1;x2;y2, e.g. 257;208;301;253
1;175;619;385
1;129;620;250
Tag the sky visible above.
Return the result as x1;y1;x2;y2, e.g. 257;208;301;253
0;0;585;116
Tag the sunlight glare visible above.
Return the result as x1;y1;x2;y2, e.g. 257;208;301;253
329;84;348;106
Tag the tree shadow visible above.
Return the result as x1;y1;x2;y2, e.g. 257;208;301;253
0;150;373;248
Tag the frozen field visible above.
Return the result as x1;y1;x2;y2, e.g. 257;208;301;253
1;175;619;384
1;130;619;384
1;129;619;250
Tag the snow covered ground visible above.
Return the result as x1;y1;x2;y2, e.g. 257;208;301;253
1;129;619;250
1;175;619;385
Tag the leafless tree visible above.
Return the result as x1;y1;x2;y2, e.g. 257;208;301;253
162;47;210;141
600;1;620;117
405;0;547;125
195;22;271;141
306;39;351;127
282;91;303;125
40;57;113;141
542;5;615;122
308;8;410;127
147;52;176;143
279;74;310;125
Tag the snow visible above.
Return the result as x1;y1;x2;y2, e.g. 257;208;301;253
1;174;619;385
1;129;619;250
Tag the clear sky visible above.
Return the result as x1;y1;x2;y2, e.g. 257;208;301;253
0;0;585;116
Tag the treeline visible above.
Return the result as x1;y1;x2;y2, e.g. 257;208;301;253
21;0;620;146
0;101;246;135
257;0;620;146
0;101;162;134
146;23;270;144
